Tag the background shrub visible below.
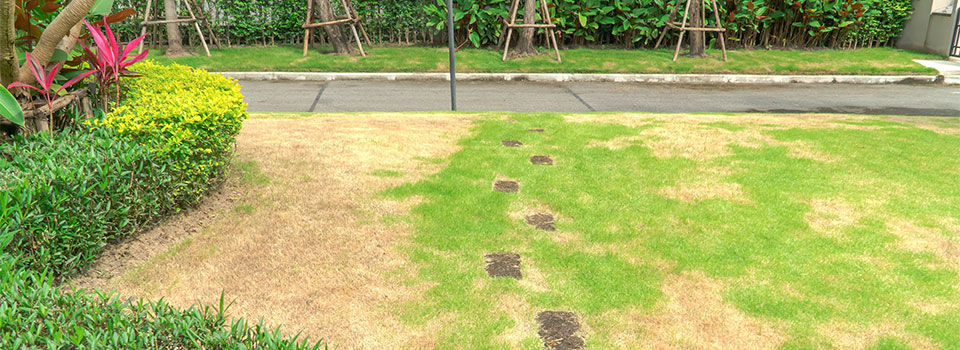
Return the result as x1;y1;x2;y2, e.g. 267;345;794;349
107;0;913;49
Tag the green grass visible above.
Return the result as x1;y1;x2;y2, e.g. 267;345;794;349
147;46;941;75
383;113;960;348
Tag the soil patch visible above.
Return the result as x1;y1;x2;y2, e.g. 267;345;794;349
485;252;522;279
530;155;554;165
536;311;585;350
529;128;545;133
495;180;520;193
502;140;523;147
525;213;556;231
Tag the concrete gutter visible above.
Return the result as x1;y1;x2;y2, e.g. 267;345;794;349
221;72;947;85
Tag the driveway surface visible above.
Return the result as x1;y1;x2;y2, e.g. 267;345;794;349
239;80;960;116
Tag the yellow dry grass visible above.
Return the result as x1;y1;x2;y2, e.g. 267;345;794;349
886;218;960;268
70;113;477;349
805;198;862;238
817;321;937;350
637;272;787;349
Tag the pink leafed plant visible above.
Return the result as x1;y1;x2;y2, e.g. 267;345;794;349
7;52;93;125
77;18;149;106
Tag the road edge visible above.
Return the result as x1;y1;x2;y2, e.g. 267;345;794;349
221;72;950;85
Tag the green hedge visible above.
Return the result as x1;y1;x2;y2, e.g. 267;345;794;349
0;255;322;349
0;127;175;275
0;63;321;348
2;61;247;276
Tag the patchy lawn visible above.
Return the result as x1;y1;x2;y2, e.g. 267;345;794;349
147;46;941;75
74;112;960;349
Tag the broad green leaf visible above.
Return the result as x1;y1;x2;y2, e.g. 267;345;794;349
468;32;480;47
0;85;24;126
50;49;69;63
578;13;587;27
89;0;114;16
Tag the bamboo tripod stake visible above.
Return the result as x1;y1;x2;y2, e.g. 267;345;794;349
654;0;727;61
138;0;213;56
500;0;561;62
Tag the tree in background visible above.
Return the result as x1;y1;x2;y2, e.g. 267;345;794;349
514;0;537;56
687;0;705;57
164;0;192;56
316;0;356;54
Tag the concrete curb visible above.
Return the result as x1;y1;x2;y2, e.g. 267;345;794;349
221;72;948;85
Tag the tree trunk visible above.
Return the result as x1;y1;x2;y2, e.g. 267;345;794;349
164;0;192;56
315;0;353;55
687;0;706;57
16;0;96;84
514;0;537;56
0;0;17;86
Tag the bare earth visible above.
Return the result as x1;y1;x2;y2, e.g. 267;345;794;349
70;113;477;349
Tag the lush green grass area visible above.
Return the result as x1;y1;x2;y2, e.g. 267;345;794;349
147;46;940;75
384;113;960;348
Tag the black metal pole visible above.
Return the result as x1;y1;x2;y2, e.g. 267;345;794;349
446;0;457;111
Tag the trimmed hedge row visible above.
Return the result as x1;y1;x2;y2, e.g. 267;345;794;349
2;62;247;276
0;63;322;348
0;255;322;349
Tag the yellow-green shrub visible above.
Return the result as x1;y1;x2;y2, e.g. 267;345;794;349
95;61;248;202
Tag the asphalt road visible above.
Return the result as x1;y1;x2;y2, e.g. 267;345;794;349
239;80;960;116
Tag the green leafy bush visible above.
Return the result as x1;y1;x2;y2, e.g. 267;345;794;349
0;254;322;348
0;127;176;275
2;62;247;277
96;61;248;204
0;63;319;348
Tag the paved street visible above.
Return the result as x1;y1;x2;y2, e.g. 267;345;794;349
239;80;960;116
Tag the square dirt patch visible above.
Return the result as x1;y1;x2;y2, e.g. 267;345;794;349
494;180;519;193
536;311;584;350
528;128;545;133
525;213;556;231
485;252;522;279
530;155;554;165
502;140;523;147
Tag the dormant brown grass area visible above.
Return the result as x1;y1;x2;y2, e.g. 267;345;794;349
71;113;476;348
638;272;787;349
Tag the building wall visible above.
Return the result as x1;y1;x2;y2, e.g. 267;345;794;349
898;0;959;56
899;0;934;51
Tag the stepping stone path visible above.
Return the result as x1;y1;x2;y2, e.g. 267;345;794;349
488;126;584;348
530;155;554;165
525;213;556;231
494;180;519;193
484;252;522;279
536;311;584;350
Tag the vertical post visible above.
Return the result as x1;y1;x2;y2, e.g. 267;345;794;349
446;0;457;111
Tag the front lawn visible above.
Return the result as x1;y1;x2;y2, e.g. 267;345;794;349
96;112;960;348
147;46;941;75
385;113;960;348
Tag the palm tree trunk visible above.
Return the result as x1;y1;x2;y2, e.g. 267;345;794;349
1;0;20;86
16;0;97;83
